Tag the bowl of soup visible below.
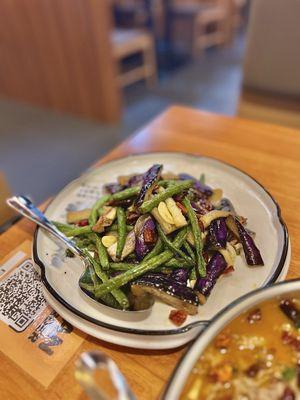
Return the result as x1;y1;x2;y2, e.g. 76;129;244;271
163;279;300;400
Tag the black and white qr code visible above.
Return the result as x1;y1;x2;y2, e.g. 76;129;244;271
0;260;47;332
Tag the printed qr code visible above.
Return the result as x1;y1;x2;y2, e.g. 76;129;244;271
0;260;47;332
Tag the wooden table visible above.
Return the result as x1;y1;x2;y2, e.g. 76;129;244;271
1;106;300;399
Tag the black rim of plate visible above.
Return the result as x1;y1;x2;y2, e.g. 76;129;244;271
162;278;300;398
32;152;289;336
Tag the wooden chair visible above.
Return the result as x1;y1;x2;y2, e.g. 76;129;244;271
111;28;157;87
0;172;16;232
170;0;231;57
238;0;300;129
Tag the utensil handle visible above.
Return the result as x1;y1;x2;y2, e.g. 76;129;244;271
75;351;136;400
6;195;82;257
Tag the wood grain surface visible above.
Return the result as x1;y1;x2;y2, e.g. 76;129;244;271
0;0;121;122
0;106;299;399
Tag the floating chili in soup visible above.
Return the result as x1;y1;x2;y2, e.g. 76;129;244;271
181;297;300;400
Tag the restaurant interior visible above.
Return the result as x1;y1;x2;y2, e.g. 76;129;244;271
0;1;300;399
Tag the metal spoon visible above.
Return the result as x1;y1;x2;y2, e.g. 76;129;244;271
6;195;154;313
75;351;136;400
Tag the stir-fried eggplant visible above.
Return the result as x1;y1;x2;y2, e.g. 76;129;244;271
105;183;125;194
194;253;227;298
55;163;265;317
209;218;227;248
134;215;157;261
235;218;264;266
217;198;236;214
169;268;189;285
135;164;163;207
179;173;213;197
131;273;199;315
127;173;144;187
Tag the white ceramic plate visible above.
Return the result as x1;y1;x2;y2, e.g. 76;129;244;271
163;278;299;399
33;152;289;349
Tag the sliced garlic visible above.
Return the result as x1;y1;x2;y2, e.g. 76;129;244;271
106;207;117;220
158;201;175;224
151;208;176;234
165;197;187;227
102;235;117;248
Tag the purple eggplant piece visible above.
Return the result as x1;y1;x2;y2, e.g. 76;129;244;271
105;174;144;195
209;218;227;248
134;215;157;261
109;198;134;207
169;268;189;285
135;164;163;207
217;198;236;214
105;183;125;194
235;218;264;266
194;253;227;298
178;173;213;197
127;173;144;187
131;273;199;315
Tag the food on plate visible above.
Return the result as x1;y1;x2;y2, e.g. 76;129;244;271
54;164;264;317
180;296;300;399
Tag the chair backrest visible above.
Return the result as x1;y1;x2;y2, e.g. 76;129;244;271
243;0;300;97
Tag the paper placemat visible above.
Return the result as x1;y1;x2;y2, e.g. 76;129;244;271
0;240;86;387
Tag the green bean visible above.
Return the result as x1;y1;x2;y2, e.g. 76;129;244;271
94;228;188;298
107;222;133;232
79;282;95;293
183;241;195;261
111;186;140;202
157;225;193;265
83;250;129;309
53;221;73;232
93;233;110;270
116;207;126;259
164;258;193;268
139;180;194;213
157;179;181;187
110;262;136;271
86;264;101;292
89;194;112;225
183;197;206;277
74;237;95;250
199;173;205;185
64;226;93;237
143;238;163;261
189;267;197;280
84;265;121;309
156;267;173;274
53;221;85;236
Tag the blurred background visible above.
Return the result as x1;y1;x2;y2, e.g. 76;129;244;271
1;0;300;231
